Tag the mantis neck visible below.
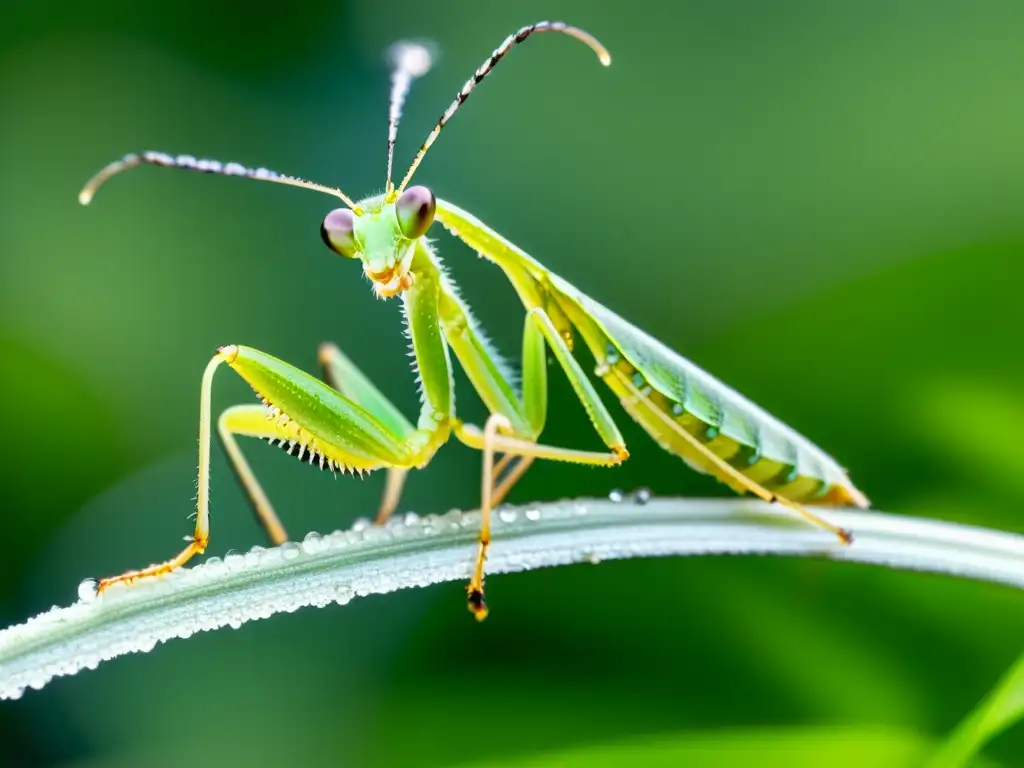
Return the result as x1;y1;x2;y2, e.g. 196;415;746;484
400;240;455;463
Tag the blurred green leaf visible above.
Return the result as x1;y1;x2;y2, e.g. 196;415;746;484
915;378;1024;768
915;380;1024;501
457;726;999;768
928;651;1024;768
0;336;125;604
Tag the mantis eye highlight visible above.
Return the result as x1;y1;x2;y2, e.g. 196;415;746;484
395;185;436;239
320;208;357;257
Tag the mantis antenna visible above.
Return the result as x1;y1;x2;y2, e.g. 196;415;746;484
395;21;611;196
78;151;361;212
384;41;435;201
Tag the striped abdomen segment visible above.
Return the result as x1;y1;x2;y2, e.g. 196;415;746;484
597;348;837;503
549;283;868;508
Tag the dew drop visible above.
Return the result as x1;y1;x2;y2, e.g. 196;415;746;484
269;547;289;566
403;511;421;527
435;509;465;533
77;579;98;603
443;508;465;524
499;508;518;524
585;552;603;565
632;487;652;505
608;489;624;503
302;532;323;555
334;585;354;605
326;530;350;548
525;508;541;522
281;541;301;560
604;343;620;365
351;517;372;532
224;552;245;571
362;524;392;543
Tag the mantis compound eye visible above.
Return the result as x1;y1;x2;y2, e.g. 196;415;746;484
395;185;436;239
320;208;357;257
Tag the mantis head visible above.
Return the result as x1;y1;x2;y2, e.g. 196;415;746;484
320;185;436;298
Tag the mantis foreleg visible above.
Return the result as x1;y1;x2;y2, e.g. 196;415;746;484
214;340;420;547
95;345;441;594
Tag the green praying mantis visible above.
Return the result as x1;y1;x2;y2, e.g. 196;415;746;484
79;21;869;620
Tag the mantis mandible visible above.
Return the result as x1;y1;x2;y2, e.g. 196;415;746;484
79;21;869;620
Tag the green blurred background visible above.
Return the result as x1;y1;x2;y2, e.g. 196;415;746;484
2;0;1024;765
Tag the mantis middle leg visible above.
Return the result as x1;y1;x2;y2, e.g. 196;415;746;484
440;297;630;618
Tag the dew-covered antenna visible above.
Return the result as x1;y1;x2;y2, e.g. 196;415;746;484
384;41;435;201
79;151;361;212
396;21;610;195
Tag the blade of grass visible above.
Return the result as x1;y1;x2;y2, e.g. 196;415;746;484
2;496;1023;701
927;650;1024;768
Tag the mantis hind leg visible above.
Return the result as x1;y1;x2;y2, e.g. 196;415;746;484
490;455;535;508
615;372;853;545
96;346;421;594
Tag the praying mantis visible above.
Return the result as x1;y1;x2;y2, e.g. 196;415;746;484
79;21;869;620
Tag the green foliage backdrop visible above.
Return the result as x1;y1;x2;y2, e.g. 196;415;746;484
2;1;1023;765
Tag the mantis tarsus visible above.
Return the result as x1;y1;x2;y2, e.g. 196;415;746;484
79;21;869;620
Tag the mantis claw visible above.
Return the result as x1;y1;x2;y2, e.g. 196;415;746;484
467;585;488;622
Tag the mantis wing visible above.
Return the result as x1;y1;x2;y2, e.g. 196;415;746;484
435;197;869;510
